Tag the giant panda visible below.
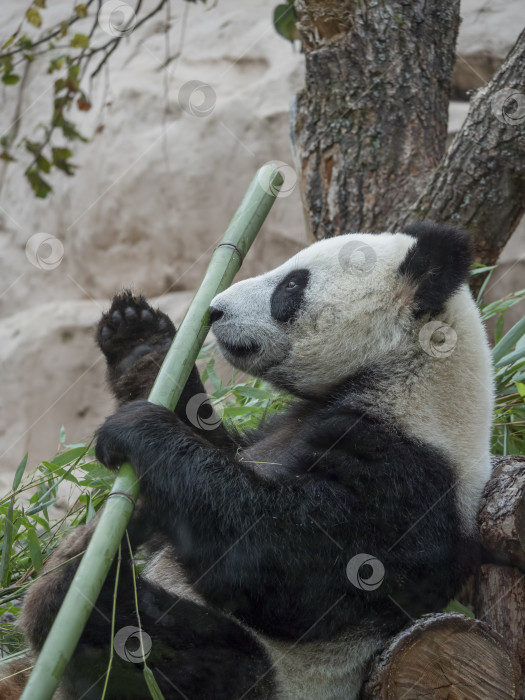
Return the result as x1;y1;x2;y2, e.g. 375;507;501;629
17;221;493;700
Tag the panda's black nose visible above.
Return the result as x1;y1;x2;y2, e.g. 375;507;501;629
209;307;224;324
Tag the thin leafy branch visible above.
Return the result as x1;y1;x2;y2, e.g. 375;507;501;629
0;0;203;197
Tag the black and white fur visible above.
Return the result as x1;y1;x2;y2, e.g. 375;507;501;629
19;222;493;700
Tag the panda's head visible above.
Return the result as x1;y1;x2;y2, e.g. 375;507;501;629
210;222;473;397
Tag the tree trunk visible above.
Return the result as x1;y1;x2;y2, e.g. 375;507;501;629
475;565;525;698
361;613;518;700
291;2;525;266
290;0;459;238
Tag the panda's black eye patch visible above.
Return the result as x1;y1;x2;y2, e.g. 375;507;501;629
271;269;310;323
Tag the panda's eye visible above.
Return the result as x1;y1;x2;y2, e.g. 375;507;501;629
286;279;298;290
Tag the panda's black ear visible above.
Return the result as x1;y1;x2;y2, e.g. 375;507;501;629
398;221;472;318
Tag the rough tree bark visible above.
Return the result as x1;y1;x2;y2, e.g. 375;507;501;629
478;456;525;570
474;456;525;696
291;1;525;266
398;30;525;265
475;565;525;698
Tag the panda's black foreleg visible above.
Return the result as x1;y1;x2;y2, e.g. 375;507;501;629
96;291;236;451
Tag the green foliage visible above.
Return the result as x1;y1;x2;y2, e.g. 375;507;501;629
0;439;113;657
198;341;290;431
475;265;525;455
273;1;300;43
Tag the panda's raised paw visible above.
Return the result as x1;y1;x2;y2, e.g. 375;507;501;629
96;290;175;366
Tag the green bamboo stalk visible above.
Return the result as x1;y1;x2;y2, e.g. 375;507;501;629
20;164;283;700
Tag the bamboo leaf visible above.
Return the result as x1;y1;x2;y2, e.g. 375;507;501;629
492;314;525;364
444;599;475;618
27;527;44;573
494;314;504;345
48;445;88;467
233;385;274;401
0;499;15;586
495;346;525;369
12;454;28;491
143;666;166;700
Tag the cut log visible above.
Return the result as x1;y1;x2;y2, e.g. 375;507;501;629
478;456;525;570
475;564;525;698
361;612;518;699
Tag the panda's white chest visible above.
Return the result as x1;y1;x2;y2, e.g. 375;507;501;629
256;632;386;700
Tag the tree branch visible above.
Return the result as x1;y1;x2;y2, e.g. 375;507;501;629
396;29;525;265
